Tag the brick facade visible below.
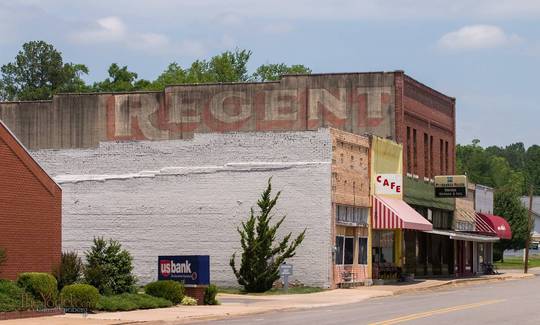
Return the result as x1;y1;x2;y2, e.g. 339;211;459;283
0;121;61;280
397;73;456;179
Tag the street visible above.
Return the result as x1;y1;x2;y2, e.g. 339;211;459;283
196;274;539;325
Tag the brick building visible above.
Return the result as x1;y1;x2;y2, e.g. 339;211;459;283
0;71;463;283
0;120;61;280
32;128;370;287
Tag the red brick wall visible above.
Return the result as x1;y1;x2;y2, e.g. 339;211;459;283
0;123;61;280
396;75;456;179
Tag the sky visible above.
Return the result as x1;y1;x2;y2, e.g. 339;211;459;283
0;0;539;147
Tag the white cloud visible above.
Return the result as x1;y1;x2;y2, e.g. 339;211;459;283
437;25;521;51
70;16;208;56
74;16;126;43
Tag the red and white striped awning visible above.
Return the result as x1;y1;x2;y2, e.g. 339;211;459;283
372;196;433;231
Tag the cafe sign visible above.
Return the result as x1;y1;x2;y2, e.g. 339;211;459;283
375;174;402;196
434;175;467;198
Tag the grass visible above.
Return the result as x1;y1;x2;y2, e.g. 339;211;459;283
95;293;173;311
494;255;540;269
218;286;325;295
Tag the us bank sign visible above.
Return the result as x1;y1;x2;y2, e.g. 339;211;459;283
158;255;210;285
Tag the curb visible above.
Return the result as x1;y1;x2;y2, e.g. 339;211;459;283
389;274;535;296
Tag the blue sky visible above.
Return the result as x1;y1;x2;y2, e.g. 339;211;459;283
1;0;539;147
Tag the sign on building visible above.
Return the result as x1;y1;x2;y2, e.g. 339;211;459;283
375;174;402;195
158;255;210;285
434;175;468;198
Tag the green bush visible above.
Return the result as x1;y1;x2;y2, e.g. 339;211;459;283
55;251;83;290
17;272;58;307
145;280;184;304
84;237;136;295
0;279;41;312
181;296;197;306
60;284;99;309
204;284;219;305
96;293;172;311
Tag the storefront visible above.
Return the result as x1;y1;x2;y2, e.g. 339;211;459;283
369;137;433;282
371;196;432;280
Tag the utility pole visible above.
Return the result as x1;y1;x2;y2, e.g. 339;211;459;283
524;185;533;274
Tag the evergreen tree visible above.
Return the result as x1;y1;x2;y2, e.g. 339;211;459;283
230;178;306;293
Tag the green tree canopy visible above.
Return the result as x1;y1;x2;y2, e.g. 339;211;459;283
0;41;89;100
92;63;151;92
253;63;312;81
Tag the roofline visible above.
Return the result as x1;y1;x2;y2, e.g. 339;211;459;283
403;74;455;102
0;119;61;194
0;70;408;102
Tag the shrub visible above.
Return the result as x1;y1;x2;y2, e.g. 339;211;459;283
0;279;41;312
55;251;83;290
145;280;184;304
17;272;58;307
181;296;197;306
96;293;172;311
84;237;136;295
60;284;99;309
204;284;219;305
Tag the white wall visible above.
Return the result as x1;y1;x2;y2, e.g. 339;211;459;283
32;130;334;287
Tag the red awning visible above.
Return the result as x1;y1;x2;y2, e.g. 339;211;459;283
478;213;512;239
372;196;433;231
474;213;496;235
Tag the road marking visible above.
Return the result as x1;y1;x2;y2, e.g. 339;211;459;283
369;299;505;325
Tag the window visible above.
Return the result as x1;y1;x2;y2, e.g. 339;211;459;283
373;231;394;264
424;133;429;178
344;237;354;265
406;127;411;174
439;139;444;175
358;237;368;265
445;141;449;174
430;136;434;178
336;205;368;226
335;236;354;265
413;128;418;174
335;236;344;264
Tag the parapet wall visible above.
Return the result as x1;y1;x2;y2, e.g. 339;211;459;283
1;73;397;149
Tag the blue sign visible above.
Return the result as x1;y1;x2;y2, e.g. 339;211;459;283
158;255;210;285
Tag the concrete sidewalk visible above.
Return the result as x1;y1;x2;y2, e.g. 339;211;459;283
2;272;534;325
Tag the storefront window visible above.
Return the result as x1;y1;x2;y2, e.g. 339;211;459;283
335;236;354;265
335;236;344;264
373;231;394;264
358;237;368;265
344;237;354;264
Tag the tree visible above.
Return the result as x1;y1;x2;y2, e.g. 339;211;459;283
92;63;149;92
230;178;306;293
253;63;312;81
525;145;540;195
147;62;187;90
84;237;136;295
0;41;89;100
493;187;529;261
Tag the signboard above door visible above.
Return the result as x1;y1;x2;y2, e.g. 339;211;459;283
434;175;467;198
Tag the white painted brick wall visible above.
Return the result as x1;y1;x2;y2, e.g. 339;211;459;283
31;130;334;287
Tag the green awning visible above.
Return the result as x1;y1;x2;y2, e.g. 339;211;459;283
403;177;455;211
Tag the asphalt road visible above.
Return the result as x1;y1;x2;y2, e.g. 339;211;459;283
196;274;540;325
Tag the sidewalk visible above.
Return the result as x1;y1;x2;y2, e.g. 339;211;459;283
2;271;534;325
